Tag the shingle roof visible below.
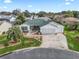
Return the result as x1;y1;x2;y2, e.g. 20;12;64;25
63;17;79;22
24;19;49;27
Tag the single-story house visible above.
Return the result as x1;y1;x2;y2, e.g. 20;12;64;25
0;14;16;35
53;16;79;25
20;18;64;35
61;17;79;25
0;15;16;24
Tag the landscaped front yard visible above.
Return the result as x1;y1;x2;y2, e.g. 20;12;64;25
64;30;79;51
0;37;41;55
0;26;42;55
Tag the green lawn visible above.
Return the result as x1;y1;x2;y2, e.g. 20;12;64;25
0;37;41;55
64;30;79;51
0;35;7;44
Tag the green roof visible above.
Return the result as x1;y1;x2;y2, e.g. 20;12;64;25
24;19;49;27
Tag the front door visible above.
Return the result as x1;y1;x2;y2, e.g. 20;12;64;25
30;26;40;32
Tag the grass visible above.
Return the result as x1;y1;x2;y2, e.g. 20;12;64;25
0;38;41;55
64;30;79;51
0;35;6;40
0;35;7;44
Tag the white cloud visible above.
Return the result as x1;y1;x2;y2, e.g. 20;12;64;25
0;7;2;9
65;0;69;1
35;9;40;12
65;2;71;5
3;6;7;9
4;0;12;3
27;5;32;8
64;0;75;2
70;0;75;2
0;6;7;10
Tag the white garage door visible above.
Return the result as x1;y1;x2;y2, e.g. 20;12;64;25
41;28;56;35
40;25;58;35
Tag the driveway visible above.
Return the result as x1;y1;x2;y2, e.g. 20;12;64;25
40;33;68;50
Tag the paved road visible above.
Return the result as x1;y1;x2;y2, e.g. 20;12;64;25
40;33;68;50
0;48;79;59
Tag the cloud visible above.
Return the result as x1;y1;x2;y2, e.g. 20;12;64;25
3;6;7;9
64;0;75;2
0;7;2;9
27;5;32;8
70;0;75;2
35;9;40;12
64;0;75;5
0;6;7;11
0;6;7;9
65;0;69;1
65;2;71;5
4;0;12;3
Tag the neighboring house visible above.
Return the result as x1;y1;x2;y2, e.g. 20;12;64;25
53;16;79;25
0;15;16;24
38;17;52;22
25;16;52;21
0;14;16;35
61;17;79;25
0;21;12;35
20;18;64;35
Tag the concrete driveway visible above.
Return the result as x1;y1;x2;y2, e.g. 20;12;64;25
40;33;68;50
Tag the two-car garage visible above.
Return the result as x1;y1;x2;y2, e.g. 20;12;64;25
40;22;64;35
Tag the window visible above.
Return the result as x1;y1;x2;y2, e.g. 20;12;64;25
21;26;28;32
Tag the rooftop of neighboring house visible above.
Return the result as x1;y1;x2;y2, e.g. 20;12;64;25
38;17;52;21
0;12;12;15
63;17;79;22
26;16;52;21
0;14;16;23
0;15;12;20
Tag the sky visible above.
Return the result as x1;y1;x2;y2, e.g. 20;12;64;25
0;0;79;12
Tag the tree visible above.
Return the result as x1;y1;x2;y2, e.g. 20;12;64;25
31;12;36;15
64;11;74;17
73;22;79;30
73;11;79;18
64;22;79;31
16;13;25;25
7;27;21;43
23;10;30;17
37;11;47;17
12;9;21;15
